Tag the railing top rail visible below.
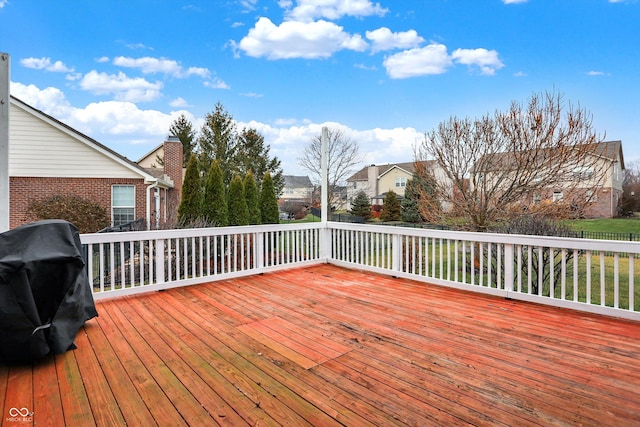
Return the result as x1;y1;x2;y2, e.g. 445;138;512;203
79;220;640;254
327;222;640;254
80;222;324;244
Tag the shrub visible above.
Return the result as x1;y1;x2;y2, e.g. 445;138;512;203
27;195;110;233
260;172;280;224
228;175;249;226
203;159;228;226
244;172;261;225
380;191;401;222
350;191;372;219
178;155;203;226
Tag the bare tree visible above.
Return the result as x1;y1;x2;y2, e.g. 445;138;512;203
416;91;609;231
299;128;363;208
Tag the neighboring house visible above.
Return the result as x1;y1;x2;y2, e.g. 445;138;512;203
474;140;625;218
8;96;183;230
346;161;445;210
280;175;313;204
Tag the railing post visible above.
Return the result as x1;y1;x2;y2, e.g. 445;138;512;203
504;243;514;295
155;239;165;284
256;231;265;269
320;224;331;263
392;233;401;273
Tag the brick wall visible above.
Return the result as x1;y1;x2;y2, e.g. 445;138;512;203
9;176;147;229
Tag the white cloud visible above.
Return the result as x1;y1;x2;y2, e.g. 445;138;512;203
366;27;425;53
20;57;74;73
237;119;421;177
240;0;259;11
587;70;608;76
79;70;163;102
169;97;189;107
503;0;528;4
10;82;196;155
238;17;368;59
203;77;230;89
451;48;504;75
383;43;452;79
240;92;264;98
284;0;388;22
120;41;154;51
354;63;377;71
96;56;110;63
113;56;212;79
0;1;7;8
513;71;527;77
10;82;72;118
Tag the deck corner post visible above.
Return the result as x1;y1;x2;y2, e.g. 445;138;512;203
155;238;166;284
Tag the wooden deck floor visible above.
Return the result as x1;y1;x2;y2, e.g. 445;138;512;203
2;264;640;426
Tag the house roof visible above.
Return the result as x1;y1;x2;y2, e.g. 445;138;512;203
283;175;313;188
347;161;433;182
9;96;173;188
472;140;625;173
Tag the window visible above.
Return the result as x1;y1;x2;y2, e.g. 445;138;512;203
572;167;594;180
395;177;407;188
585;190;597;203
533;194;541;205
552;191;564;202
112;185;135;226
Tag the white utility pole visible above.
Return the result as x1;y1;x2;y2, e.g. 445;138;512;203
0;53;9;232
320;126;329;223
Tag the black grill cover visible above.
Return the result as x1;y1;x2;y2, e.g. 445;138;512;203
0;220;98;363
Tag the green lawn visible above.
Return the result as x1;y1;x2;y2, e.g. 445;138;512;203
565;217;640;233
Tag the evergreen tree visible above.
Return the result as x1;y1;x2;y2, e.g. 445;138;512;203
177;156;203;226
244;172;261;225
228;175;249;226
380;191;401;222
401;178;423;223
198;102;237;184
237;127;285;196
260;172;280;224
203;159;228;226
169;114;196;166
350;191;372;219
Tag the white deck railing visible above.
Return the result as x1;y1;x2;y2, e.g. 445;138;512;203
81;222;640;321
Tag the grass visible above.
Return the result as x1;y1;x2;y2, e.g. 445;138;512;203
565;217;640;233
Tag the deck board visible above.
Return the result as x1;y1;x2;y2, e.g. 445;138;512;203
2;264;640;426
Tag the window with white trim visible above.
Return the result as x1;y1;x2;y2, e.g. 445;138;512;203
552;191;564;202
395;177;407;188
533;193;541;205
112;185;135;226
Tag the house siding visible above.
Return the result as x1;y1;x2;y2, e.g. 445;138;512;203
9;177;147;229
378;168;412;199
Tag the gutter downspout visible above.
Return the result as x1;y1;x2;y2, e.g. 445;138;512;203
146;180;159;230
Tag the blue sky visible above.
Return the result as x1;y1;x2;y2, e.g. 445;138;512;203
2;0;638;176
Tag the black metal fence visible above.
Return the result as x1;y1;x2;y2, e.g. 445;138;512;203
560;230;640;242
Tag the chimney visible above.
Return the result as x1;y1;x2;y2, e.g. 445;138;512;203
163;136;183;221
367;164;379;198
